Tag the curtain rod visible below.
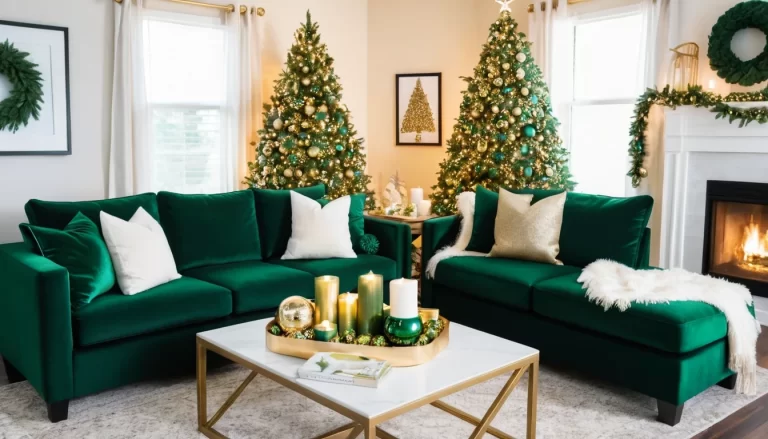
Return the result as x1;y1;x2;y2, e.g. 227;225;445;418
527;0;590;13
113;0;266;16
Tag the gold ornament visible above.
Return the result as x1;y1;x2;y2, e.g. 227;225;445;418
471;110;481;118
301;77;311;86
301;121;310;129
276;296;314;332
308;146;320;158
302;66;310;73
295;169;304;177
477;140;488;153
537;135;544;142
516;68;526;79
516;52;527;62
493;77;504;87
309;168;319;178
288;124;296;133
546;167;554;177
273;118;284;130
512;107;522;116
284;168;294;177
305;105;316;116
345;169;354;179
263;147;273;156
492;105;500;114
502;62;511;70
521;87;530;96
638;168;648;177
319;104;328;113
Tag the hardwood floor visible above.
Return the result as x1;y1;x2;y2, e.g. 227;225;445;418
0;329;767;436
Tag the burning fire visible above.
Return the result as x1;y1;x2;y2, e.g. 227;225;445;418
739;216;768;272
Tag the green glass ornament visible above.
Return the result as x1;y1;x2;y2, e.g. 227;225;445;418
315;112;327;120
338;126;349;135
497;133;507;142
524;166;533;178
335;144;344;152
521;144;530;155
494;152;505;162
488;168;499;179
384;316;423;346
523;125;536;138
502;87;513;95
288;154;298;165
269;325;282;336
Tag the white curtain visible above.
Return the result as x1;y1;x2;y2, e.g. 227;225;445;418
636;0;677;264
528;0;569;89
227;9;263;190
109;0;150;197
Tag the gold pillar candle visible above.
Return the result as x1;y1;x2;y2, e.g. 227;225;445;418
314;276;339;325
338;293;358;334
357;271;384;335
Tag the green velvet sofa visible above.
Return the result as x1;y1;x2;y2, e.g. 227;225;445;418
421;188;738;426
0;186;411;422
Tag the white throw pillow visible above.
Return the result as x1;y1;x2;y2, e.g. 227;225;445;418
100;207;181;295
282;191;356;260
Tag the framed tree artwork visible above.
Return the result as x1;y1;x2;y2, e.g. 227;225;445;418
0;20;71;155
396;73;441;146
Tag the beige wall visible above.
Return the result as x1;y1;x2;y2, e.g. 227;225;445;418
367;0;526;201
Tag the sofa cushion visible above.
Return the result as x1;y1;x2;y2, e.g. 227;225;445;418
157;190;261;271
533;273;728;354
25;193;159;233
433;256;581;311
318;193;367;252
184;261;315;314
74;276;232;346
467;186;653;268
253;185;326;259
270;254;397;293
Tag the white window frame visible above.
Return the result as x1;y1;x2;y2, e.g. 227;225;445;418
560;4;644;196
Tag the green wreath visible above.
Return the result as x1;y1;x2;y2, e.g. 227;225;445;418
0;39;44;133
708;1;768;86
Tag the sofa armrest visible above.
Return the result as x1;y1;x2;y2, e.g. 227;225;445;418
420;216;462;307
364;217;412;279
0;243;73;403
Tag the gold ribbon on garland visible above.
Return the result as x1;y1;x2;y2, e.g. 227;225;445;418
628;85;768;187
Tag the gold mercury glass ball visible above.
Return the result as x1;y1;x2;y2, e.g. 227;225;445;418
276;296;314;333
638;168;648;177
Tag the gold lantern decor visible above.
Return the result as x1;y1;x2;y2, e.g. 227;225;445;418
669;42;699;91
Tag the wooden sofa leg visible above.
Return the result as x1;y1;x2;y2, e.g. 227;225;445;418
657;400;684;426
2;357;24;383
47;400;69;423
717;374;737;390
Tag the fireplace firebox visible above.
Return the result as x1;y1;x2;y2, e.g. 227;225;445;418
703;180;768;298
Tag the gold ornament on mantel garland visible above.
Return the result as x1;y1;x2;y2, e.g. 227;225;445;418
629;85;768;187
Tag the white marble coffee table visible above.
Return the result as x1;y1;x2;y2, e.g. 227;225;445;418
196;318;539;439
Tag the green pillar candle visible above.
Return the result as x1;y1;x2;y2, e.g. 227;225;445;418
314;276;339;325
357;271;383;335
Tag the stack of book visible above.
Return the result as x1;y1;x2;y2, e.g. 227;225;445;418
297;352;392;388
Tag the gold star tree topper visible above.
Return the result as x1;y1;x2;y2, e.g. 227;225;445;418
496;0;514;12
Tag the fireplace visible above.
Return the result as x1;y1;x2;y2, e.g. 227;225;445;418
703;180;768;297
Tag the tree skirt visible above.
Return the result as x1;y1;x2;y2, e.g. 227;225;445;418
1;364;767;439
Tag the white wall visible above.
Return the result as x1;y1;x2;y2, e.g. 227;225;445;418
0;0;113;243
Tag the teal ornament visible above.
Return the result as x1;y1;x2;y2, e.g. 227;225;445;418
311;85;321;94
384;316;423;346
521;144;530;155
283;138;295;149
635;141;643;151
531;95;539;105
335;144;344;152
288;154;298;165
339;126;349;135
524;166;533;178
542;176;549;182
298;132;309;139
489;168;499;179
497;133;507;142
494;152;505;163
335;112;345;123
315;112;327;121
359;234;380;255
354;170;362;178
502;87;513;95
474;164;484;175
523;125;536;138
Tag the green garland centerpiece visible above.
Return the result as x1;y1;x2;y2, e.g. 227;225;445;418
708;0;768;86
0;39;44;133
628;85;768;187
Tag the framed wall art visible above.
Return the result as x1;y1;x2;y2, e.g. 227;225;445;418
396;73;441;146
0;20;71;155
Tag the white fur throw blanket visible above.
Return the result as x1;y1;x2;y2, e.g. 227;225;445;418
425;192;487;278
579;259;761;395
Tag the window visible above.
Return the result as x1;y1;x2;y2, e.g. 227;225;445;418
143;13;233;194
565;9;643;197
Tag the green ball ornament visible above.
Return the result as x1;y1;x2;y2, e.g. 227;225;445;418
494;152;505;162
269;325;282;336
335;144;344;152
489;168;499;179
370;335;388;347
531;95;539;105
338;126;349;135
521;144;530;155
288;154;298;165
360;234;380;255
523;125;536;138
341;329;356;344
384;316;423;346
524;166;533;178
355;334;372;345
502;87;513;95
315;112;327;121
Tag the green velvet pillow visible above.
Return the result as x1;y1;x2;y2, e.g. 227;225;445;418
25;193;159;233
467;185;654;268
19;212;116;310
253;185;326;259
157;190;261;271
318;193;367;252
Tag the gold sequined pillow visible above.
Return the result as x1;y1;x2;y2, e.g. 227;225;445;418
489;189;566;265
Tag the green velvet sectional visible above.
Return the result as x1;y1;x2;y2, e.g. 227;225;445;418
0;185;411;422
421;187;738;426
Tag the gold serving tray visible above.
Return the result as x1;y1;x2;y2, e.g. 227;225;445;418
265;317;450;367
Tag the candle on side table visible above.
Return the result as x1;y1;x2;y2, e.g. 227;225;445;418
357;271;384;335
410;187;424;205
314;320;338;342
338;293;358;334
314;276;339;325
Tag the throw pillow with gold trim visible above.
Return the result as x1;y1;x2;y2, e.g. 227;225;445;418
489;189;566;265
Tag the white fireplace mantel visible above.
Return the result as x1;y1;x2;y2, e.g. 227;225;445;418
660;105;768;273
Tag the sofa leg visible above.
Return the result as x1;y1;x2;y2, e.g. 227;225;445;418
47;400;69;423
657;400;684;426
717;374;737;390
2;357;24;383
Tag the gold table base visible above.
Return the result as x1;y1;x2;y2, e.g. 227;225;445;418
196;338;539;439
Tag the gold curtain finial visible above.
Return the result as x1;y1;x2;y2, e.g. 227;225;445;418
240;5;247;14
255;6;266;16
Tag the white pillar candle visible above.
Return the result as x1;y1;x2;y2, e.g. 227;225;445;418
417;200;432;216
410;187;424;205
389;278;419;318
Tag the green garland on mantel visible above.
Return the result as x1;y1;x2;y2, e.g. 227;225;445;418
628;85;768;188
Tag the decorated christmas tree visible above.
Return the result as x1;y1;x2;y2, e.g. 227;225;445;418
400;79;437;143
245;12;374;208
430;8;575;216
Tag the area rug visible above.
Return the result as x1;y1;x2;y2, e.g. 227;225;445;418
1;364;767;439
